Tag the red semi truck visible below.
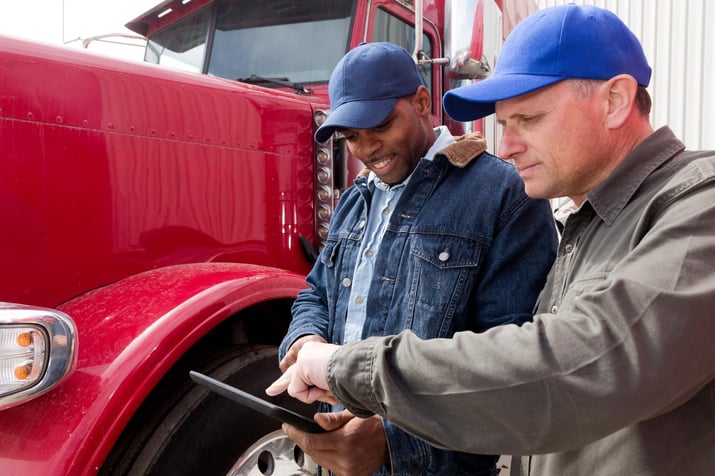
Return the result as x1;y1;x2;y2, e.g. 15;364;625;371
0;0;529;474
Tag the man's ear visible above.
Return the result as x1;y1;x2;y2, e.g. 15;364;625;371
413;85;432;116
604;74;639;129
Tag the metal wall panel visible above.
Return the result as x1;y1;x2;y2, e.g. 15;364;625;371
536;0;714;150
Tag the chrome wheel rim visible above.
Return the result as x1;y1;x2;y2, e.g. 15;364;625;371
227;430;317;476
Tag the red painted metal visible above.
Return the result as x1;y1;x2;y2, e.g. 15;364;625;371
0;36;322;308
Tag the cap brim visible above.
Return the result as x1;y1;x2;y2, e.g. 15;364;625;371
315;97;397;143
443;74;566;122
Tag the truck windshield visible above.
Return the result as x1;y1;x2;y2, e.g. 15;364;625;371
210;0;355;84
144;0;356;84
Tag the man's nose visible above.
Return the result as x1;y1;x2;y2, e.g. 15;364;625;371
497;127;522;160
355;132;382;158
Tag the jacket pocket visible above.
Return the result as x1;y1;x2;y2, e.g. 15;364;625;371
407;233;485;337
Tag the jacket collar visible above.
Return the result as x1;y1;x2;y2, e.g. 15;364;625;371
355;131;488;180
436;132;487;168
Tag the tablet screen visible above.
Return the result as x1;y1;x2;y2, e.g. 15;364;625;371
189;370;326;433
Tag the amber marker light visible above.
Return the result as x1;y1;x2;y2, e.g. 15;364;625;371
17;332;33;347
14;364;31;380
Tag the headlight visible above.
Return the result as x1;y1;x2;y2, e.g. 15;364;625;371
0;303;77;410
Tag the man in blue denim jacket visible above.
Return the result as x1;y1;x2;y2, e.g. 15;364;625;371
277;42;557;475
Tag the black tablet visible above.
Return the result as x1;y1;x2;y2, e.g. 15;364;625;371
189;370;325;433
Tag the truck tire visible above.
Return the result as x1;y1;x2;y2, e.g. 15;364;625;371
101;344;318;476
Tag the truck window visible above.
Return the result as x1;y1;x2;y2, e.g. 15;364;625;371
208;0;356;83
372;7;433;98
144;4;213;73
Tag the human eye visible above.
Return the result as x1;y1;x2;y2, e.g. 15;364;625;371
372;117;393;132
517;114;544;128
340;130;357;141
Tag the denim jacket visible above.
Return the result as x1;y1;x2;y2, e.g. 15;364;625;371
280;133;557;475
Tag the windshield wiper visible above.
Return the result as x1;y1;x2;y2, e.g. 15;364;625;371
236;75;311;95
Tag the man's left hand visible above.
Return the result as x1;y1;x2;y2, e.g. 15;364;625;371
283;410;389;476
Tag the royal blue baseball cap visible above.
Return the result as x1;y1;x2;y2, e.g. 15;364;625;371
315;42;424;143
443;4;652;121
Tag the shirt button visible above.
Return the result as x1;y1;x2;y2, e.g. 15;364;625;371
355;296;364;304
358;220;366;229
550;305;559;313
438;251;450;262
365;249;374;257
564;243;574;253
382;207;390;215
342;278;351;287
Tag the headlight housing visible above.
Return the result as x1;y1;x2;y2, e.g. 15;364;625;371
0;303;77;410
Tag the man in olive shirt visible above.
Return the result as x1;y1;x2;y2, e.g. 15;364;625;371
268;4;715;474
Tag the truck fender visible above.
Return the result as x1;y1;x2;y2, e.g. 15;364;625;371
0;262;306;475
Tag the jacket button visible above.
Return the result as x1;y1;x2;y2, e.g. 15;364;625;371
342;278;352;287
438;251;450;262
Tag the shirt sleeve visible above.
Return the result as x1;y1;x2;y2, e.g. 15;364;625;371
278;260;332;361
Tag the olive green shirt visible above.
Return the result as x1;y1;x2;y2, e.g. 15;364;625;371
328;127;715;475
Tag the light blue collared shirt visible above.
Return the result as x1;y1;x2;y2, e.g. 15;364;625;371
342;126;455;344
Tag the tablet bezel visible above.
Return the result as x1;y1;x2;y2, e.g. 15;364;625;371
189;370;325;433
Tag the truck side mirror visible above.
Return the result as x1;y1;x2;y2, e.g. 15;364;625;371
444;0;492;80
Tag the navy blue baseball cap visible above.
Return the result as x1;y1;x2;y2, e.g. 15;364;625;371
443;4;652;121
315;42;424;143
